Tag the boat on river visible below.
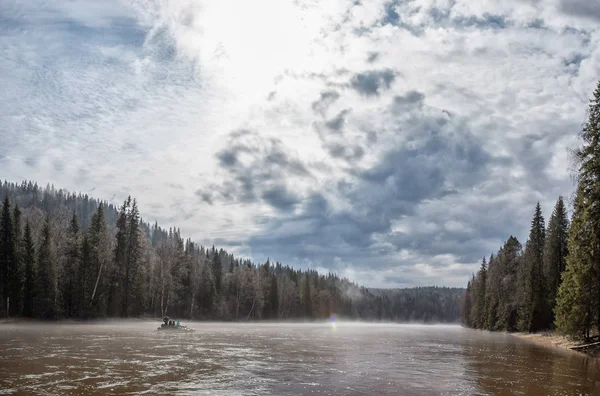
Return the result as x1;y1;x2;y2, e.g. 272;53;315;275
157;325;195;332
157;316;195;332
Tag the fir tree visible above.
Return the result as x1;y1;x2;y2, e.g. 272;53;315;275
471;257;487;329
0;197;15;316
36;216;56;319
61;212;79;317
78;234;92;318
518;203;545;333
269;273;279;319
462;280;473;327
212;252;222;296
496;236;522;331
543;196;569;328
555;183;596;339
89;204;109;315
8;203;22;316
21;222;36;318
303;275;312;318
122;198;141;317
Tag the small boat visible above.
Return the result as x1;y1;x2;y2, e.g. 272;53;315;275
157;316;195;332
156;325;195;332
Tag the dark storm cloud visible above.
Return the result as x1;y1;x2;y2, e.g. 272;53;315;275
262;185;300;211
367;52;380;63
195;190;213;205
217;150;240;167
383;2;400;26
559;0;600;21
201;130;311;211
249;105;497;271
325;109;351;132
393;91;425;107
453;14;509;29
350;69;396;96
327;143;365;162
311;90;340;116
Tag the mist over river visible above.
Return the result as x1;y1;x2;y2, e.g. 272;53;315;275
0;322;598;395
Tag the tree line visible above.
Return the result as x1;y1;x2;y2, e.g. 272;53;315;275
461;80;600;341
0;181;463;322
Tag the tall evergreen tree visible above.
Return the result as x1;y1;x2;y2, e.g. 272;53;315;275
555;183;596;339
8;203;22;316
0;197;15;316
303;275;312;319
89;204;109;316
111;197;143;317
112;199;129;316
462;280;473;327
21;222;36;318
496;236;522;331
36;216;56;319
121;197;141;317
518;203;545;333
471;257;487;329
212;252;222;296
269;273;279;319
543;196;569;328
78;233;92;318
61;212;79;317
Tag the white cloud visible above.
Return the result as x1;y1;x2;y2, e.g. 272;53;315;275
1;0;598;288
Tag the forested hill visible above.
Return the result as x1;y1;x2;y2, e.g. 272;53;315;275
0;180;462;322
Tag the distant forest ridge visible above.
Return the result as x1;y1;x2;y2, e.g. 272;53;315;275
0;180;463;322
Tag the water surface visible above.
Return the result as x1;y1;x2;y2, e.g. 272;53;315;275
0;322;598;395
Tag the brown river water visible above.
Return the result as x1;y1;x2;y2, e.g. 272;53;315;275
0;322;599;395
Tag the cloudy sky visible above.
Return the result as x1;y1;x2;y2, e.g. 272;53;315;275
1;0;599;288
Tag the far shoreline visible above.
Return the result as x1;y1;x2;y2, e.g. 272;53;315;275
511;331;600;357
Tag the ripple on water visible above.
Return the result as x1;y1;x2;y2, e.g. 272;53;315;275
0;323;599;395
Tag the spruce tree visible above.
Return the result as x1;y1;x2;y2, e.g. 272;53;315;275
112;199;129;316
555;183;596;339
496;236;522;331
21;222;36;318
212;252;222;296
8;203;22;316
88;204;108;315
471;257;487;329
303;274;312;318
543;196;569;328
78;234;92;318
462;280;473;327
518;203;545;333
61;212;79;317
0;197;15;317
269;273;279;319
36;216;56;319
126;199;141;315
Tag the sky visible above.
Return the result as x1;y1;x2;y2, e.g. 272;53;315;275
1;0;599;288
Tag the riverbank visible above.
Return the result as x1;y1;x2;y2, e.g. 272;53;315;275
512;331;600;357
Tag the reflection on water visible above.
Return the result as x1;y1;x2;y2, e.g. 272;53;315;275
0;322;598;395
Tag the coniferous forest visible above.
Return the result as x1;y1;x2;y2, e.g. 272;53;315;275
0;181;462;323
462;80;600;341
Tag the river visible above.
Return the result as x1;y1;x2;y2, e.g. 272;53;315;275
0;322;598;395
